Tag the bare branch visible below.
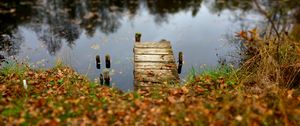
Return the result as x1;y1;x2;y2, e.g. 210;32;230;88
253;0;281;39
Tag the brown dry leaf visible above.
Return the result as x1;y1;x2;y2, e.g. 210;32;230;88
167;96;176;104
297;46;300;56
297;96;300;101
204;76;212;84
287;89;294;99
47;120;59;126
169;89;180;96
195;85;205;94
27;71;34;76
134;100;148;109
210;120;224;126
181;86;189;94
36;98;46;107
57;70;63;78
179;96;185;102
294;109;300;115
40;73;47;80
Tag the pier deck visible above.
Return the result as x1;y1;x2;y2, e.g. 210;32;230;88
134;41;179;87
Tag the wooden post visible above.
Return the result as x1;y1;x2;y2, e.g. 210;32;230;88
135;33;141;42
103;70;110;86
178;52;183;64
178;52;183;74
105;55;111;68
99;74;104;85
96;55;101;69
177;64;182;74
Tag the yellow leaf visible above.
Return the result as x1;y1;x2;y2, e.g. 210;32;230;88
181;86;189;94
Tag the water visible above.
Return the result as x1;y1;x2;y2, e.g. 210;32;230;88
0;0;274;91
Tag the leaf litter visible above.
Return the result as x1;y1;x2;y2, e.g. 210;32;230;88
0;65;300;125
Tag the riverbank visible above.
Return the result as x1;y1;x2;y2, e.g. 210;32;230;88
1;59;300;125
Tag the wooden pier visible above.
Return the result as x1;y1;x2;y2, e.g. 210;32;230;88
134;34;180;88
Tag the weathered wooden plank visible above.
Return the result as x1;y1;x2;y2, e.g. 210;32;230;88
134;48;173;55
134;69;179;80
134;41;171;48
135;80;179;87
135;75;178;83
135;62;177;70
134;82;162;87
135;69;177;76
135;78;180;87
135;55;175;62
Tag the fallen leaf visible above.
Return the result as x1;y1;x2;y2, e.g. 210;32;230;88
181;86;189;94
90;43;100;50
235;115;243;121
195;85;205;94
167;96;176;103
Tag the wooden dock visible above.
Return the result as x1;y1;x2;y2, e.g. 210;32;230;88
134;36;180;88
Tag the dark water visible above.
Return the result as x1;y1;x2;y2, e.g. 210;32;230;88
1;0;299;91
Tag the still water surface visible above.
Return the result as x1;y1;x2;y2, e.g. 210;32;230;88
0;0;264;90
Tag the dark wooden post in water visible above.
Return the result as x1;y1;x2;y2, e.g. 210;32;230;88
105;55;111;68
99;74;104;85
96;55;101;69
103;70;110;86
135;33;141;42
178;52;183;74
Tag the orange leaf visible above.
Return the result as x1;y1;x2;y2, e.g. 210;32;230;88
195;85;205;94
167;96;176;103
236;30;248;40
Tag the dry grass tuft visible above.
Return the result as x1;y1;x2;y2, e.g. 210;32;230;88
236;28;300;92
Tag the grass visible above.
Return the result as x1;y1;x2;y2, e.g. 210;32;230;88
235;29;300;91
0;60;26;77
186;64;238;90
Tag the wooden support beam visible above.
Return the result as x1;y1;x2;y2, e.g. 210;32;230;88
96;55;101;69
103;70;110;86
135;33;141;42
100;74;104;85
178;52;183;74
105;55;111;68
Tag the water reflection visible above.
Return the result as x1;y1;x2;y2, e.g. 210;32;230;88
0;0;299;90
0;0;207;55
146;0;203;23
1;0;299;56
0;0;34;56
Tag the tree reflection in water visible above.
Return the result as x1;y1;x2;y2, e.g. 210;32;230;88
0;0;299;56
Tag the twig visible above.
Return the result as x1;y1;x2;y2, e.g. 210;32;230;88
253;0;280;39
